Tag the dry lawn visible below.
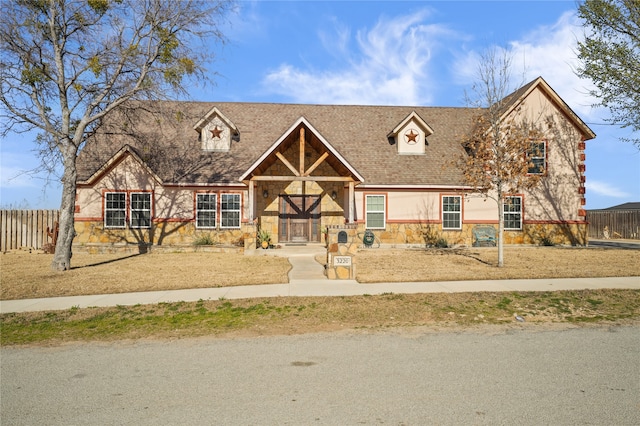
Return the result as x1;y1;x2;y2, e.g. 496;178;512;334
355;247;640;283
1;251;291;300
1;246;639;301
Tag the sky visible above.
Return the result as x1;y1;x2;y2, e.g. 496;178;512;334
1;0;638;210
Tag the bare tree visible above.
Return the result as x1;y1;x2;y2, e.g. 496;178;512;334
461;49;543;267
0;0;234;270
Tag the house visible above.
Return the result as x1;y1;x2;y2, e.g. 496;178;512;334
73;77;595;251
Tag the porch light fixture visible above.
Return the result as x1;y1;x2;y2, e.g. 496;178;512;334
331;191;337;200
263;190;268;198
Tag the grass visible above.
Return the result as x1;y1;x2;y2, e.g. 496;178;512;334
354;246;640;283
2;289;639;346
1;246;639;346
0;251;291;300
2;246;639;301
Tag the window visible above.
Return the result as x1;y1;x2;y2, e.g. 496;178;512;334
196;194;217;228
528;141;546;174
442;196;462;230
220;193;241;228
366;195;386;229
503;196;523;230
130;193;151;228
105;192;126;228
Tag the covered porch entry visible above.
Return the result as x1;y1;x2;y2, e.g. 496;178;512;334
279;194;321;243
240;117;364;245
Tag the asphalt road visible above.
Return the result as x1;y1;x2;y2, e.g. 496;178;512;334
2;326;639;425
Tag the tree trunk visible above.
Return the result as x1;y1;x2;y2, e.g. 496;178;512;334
51;152;77;271
497;194;504;268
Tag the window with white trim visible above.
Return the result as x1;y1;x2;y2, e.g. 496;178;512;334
196;193;217;228
105;192;126;228
220;193;241;228
130;193;151;228
528;141;546;174
365;195;386;229
503;196;523;230
442;196;462;230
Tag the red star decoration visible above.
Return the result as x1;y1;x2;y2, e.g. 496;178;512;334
405;129;418;143
210;126;222;138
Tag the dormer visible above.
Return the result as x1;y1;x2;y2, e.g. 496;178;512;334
193;106;239;152
387;111;434;155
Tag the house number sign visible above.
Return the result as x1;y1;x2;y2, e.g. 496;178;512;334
333;256;352;266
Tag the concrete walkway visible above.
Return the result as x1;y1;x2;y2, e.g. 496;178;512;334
1;245;639;314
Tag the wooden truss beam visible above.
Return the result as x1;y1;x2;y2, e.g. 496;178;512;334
275;152;300;177
250;175;353;182
304;152;329;176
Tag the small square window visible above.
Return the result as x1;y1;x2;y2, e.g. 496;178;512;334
105;192;126;228
366;195;386;229
442;196;462;230
130;193;151;228
504;196;523;230
220;194;241;228
528;141;546;174
196;194;217;228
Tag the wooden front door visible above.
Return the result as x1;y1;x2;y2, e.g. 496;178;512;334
279;195;321;243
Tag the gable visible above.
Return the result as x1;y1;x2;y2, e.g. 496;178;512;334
193;106;239;152
500;77;595;141
387;111;435;155
240;116;364;183
78;145;162;187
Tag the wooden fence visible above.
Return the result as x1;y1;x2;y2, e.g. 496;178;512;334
587;210;640;240
0;210;60;251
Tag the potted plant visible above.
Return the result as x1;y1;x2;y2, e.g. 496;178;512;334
321;226;328;246
257;228;271;249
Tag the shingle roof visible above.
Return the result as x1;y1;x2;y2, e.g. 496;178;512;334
602;202;640;211
77;101;480;187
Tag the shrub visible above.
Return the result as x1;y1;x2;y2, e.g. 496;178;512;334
434;237;449;248
193;233;216;246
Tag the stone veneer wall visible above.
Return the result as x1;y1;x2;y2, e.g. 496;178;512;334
74;219;586;254
73;220;250;251
326;225;359;279
353;222;587;247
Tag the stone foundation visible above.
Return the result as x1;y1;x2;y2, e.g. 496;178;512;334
72;243;243;255
355;222;587;247
74;221;248;249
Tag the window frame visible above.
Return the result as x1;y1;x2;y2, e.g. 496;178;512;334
220;193;241;229
365;194;386;229
442;195;462;230
104;192;126;229
196;193;217;229
528;140;547;175
129;192;152;229
503;196;523;231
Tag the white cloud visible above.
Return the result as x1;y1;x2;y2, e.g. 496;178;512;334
0;152;42;189
509;11;597;117
453;11;599;118
586;180;631;198
263;10;458;105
